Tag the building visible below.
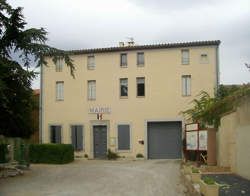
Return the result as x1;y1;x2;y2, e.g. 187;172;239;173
40;40;220;159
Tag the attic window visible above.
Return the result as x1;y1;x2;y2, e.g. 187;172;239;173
200;53;209;64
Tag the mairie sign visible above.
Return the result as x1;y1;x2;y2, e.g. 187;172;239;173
88;107;111;114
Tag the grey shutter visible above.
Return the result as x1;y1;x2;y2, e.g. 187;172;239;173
118;125;130;150
71;126;76;150
76;126;83;151
56;126;61;144
50;126;55;143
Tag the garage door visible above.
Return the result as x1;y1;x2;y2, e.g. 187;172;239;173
148;121;182;159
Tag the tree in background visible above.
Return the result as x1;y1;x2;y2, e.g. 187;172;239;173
0;0;75;138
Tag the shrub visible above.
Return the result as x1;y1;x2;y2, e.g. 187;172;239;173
185;162;192;167
0;142;9;163
192;169;200;173
107;149;119;160
136;153;144;158
29;144;74;164
204;177;216;185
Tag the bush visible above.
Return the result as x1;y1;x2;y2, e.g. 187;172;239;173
0;142;9;163
204;177;216;185
107;149;119;160
29;144;74;164
185;162;192;167
192;169;200;173
136;153;144;158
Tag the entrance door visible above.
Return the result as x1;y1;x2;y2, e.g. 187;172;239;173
93;125;107;158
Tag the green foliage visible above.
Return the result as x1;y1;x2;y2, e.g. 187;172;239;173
0;142;9;163
136;153;144;158
107;149;119;160
29;144;74;164
192;169;200;173
204;177;216;185
185;162;192;167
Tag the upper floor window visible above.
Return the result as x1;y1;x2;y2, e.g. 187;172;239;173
56;81;64;100
56;57;63;72
182;75;191;96
136;77;145;97
137;52;144;66
120;78;128;97
120;53;127;67
50;125;61;143
88;56;95;70
200;53;209;64
181;49;189;65
88;80;96;100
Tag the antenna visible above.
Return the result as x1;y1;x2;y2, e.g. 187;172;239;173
126;37;134;42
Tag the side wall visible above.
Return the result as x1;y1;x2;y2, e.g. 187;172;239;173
217;98;250;180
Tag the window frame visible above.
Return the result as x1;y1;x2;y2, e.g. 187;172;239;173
70;124;84;152
116;123;132;152
137;52;145;66
88;80;96;100
120;78;128;98
120;53;127;67
56;57;63;72
182;75;191;96
56;81;64;101
136;77;145;97
49;124;62;144
200;52;209;64
181;49;190;65
87;55;95;70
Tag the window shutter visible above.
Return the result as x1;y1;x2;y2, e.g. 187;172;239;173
77;126;83;151
187;76;191;95
56;126;61;144
71;126;76;150
118;125;130;150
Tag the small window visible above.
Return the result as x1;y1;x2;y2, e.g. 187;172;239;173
136;77;145;97
137;52;144;66
71;125;84;151
50;125;61;143
88;56;95;69
182;75;191;96
181;49;189;65
117;124;131;151
88;80;96;100
120;53;127;67
120;78;128;97
200;53;209;64
56;81;64;100
56;57;62;72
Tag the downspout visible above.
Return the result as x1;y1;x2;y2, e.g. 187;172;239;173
215;45;220;91
39;64;43;143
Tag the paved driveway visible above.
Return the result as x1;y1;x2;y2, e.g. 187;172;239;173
0;159;186;196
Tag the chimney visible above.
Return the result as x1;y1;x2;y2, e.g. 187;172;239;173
119;42;125;47
127;41;135;47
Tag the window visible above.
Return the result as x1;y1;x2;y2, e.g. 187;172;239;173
117;124;131;151
87;56;95;69
56;57;62;72
120;53;127;67
182;75;191;96
50;125;61;143
136;77;145;97
88;80;96;100
120;78;128;97
200;53;209;64
181;49;189;65
56;81;64;100
71;125;84;151
137;52;144;66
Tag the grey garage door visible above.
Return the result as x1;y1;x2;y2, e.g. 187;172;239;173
148;121;182;159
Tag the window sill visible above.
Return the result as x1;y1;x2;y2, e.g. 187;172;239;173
56;70;62;72
120;65;128;68
137;64;144;67
87;67;95;70
181;63;189;65
116;149;131;153
56;99;64;101
182;95;191;97
88;98;96;101
136;96;145;98
120;96;128;99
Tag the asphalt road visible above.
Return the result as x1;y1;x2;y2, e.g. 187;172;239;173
0;159;187;196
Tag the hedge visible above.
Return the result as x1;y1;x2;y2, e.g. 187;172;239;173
29;144;74;164
0;143;9;163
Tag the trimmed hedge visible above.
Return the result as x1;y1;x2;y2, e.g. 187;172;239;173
0;143;9;163
29;144;74;164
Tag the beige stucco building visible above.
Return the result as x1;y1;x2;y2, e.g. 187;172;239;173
40;40;220;159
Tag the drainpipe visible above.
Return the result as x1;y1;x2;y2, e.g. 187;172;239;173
215;45;220;91
39;64;43;143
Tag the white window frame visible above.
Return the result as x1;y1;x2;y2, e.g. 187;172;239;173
181;49;190;65
200;53;209;64
116;123;132;152
182;75;191;96
56;81;64;100
56;57;63;72
88;80;96;100
120;78;128;98
137;52;144;66
87;56;95;70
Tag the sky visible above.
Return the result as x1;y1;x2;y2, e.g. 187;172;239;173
8;0;250;89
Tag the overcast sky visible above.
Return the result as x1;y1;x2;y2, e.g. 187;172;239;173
9;0;250;89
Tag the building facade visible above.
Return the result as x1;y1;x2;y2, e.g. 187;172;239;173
40;40;220;159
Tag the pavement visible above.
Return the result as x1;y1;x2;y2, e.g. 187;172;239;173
0;159;187;196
